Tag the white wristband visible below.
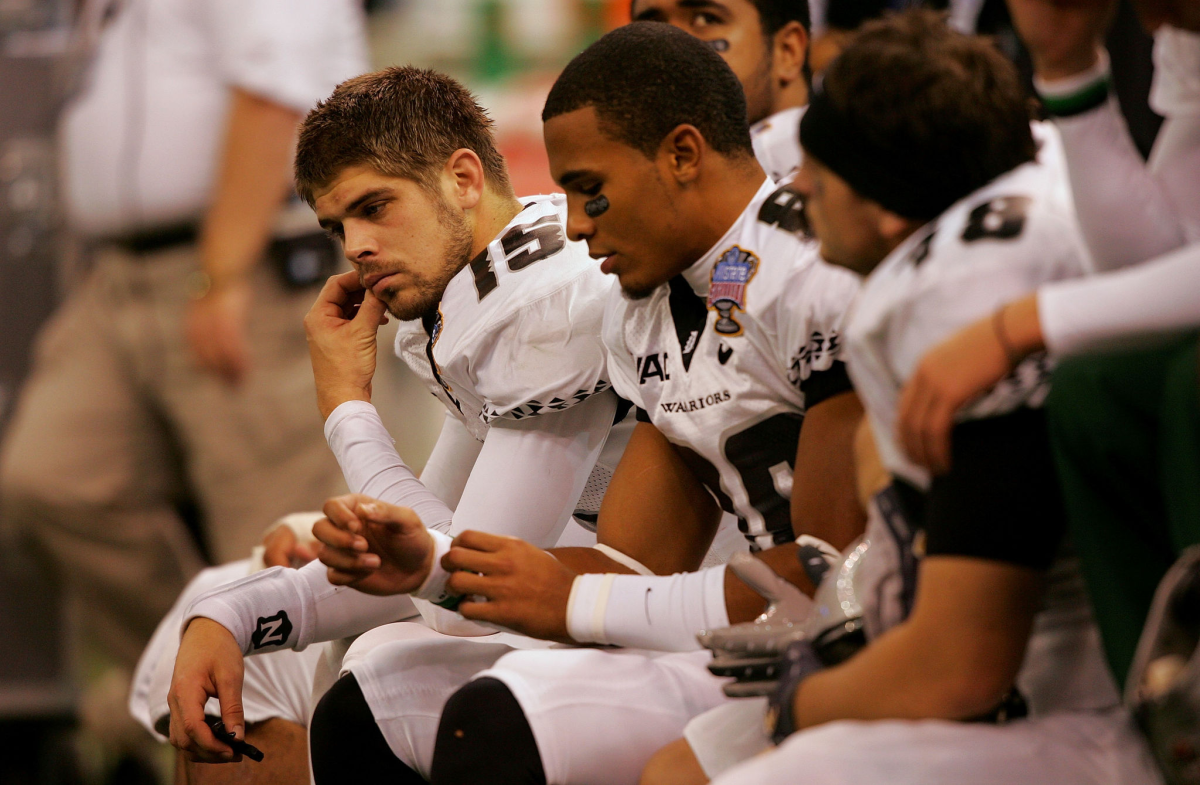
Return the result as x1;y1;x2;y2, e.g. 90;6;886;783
566;566;730;651
413;529;458;608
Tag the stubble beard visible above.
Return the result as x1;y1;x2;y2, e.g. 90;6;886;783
377;198;476;322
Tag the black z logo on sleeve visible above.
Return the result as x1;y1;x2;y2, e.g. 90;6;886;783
250;610;293;649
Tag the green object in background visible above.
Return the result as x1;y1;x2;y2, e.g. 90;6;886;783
1047;335;1200;690
577;0;606;52
475;0;514;83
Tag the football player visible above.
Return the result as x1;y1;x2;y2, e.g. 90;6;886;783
697;12;1162;785
380;23;863;785
630;0;811;182
165;66;631;783
159;15;842;781
884;0;1199;708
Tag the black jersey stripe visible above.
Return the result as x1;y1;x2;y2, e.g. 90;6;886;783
667;275;709;372
799;361;854;410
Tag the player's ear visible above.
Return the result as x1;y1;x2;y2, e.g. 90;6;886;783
444;148;486;211
661;124;704;185
877;209;917;244
772;20;809;86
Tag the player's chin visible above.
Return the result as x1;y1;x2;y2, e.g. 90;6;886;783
382;287;439;322
617;274;658;301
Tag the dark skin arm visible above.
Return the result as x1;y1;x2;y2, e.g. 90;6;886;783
315;389;867;643
447;393;868;637
308;421;721;601
722;391;867;622
553;420;723;575
792;556;1044;725
791;391;866;550
444;421;723;640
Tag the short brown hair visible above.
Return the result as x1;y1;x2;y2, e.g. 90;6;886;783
816;10;1035;216
295;67;512;204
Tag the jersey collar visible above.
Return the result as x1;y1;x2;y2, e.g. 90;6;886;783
679;178;776;298
749;105;806;140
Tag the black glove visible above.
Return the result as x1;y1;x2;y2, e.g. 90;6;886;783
764;639;824;745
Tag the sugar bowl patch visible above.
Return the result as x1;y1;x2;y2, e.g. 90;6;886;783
708;246;759;336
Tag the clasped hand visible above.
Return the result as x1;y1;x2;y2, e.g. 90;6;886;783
314;494;436;595
442;532;580;644
316;496;581;643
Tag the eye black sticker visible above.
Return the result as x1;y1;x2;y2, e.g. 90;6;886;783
585;195;610;217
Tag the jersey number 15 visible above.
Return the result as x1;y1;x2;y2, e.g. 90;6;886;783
472;214;566;300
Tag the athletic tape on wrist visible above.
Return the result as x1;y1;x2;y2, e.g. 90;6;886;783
567;573;616;644
566;566;730;651
413;529;461;610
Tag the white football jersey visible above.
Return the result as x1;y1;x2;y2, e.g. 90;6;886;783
393;194;615;442
750;106;804;184
846;159;1090;491
604;179;861;551
846;157;1119;716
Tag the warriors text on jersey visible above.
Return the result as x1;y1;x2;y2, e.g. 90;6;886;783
393;194;615;442
603;179;861;550
845;155;1090;490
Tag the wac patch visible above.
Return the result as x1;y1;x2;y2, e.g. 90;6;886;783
708;246;759;336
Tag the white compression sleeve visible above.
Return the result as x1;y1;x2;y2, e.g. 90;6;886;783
1039;33;1200;270
417;392;616;635
1148;26;1200;245
182;559;414;655
1039;240;1200;357
1050;97;1188;270
566;565;730;651
447;390;617;542
188;395;617;646
418;412;483;513
324;400;455;531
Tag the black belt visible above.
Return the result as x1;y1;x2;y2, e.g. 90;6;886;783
112;224;198;255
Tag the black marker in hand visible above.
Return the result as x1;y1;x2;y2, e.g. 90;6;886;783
206;717;265;762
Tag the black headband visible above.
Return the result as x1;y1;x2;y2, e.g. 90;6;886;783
798;85;969;221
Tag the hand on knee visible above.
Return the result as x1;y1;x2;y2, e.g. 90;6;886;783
176;718;307;785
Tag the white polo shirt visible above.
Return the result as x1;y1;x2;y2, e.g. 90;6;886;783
61;0;367;237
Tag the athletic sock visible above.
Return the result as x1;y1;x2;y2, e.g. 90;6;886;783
309;673;425;785
430;677;547;785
